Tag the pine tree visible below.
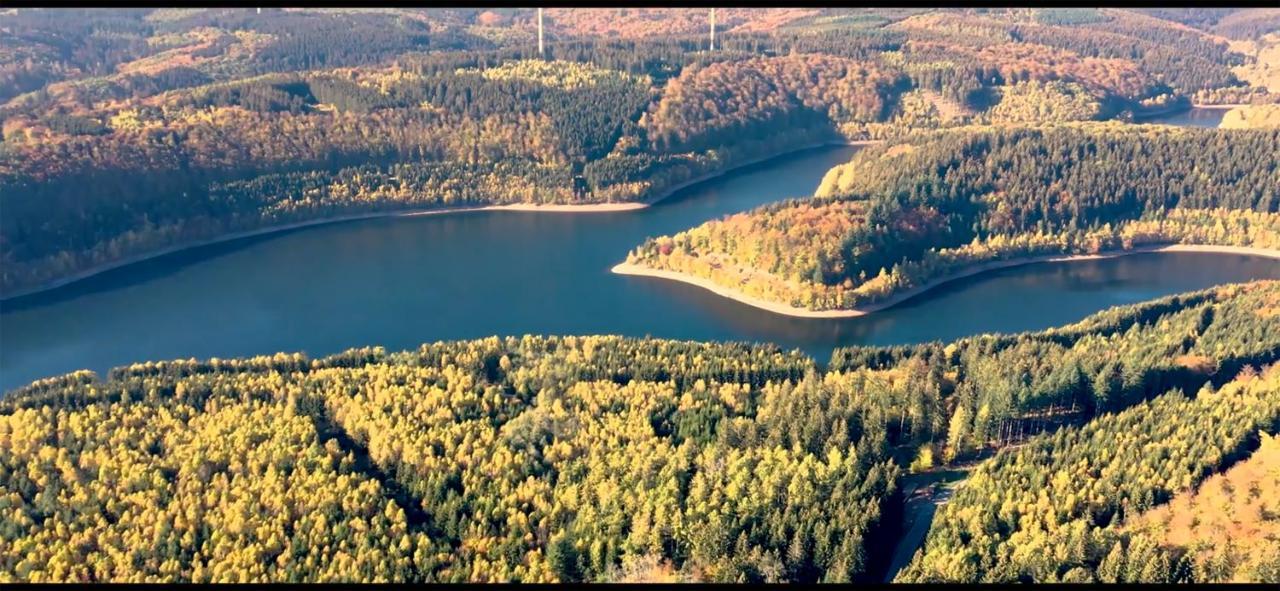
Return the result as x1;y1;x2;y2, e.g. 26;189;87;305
1096;541;1126;583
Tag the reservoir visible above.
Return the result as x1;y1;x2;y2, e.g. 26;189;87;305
2;117;1275;391
1135;105;1230;127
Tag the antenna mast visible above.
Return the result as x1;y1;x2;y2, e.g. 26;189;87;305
538;7;545;56
709;8;716;51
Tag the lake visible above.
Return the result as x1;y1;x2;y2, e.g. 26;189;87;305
1135;105;1230;127
2;117;1275;391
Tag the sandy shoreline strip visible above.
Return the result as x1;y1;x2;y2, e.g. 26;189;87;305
612;262;865;318
3;140;882;302
612;244;1280;319
1190;103;1259;109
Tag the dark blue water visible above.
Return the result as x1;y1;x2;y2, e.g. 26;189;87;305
1137;106;1229;128
3;140;1277;391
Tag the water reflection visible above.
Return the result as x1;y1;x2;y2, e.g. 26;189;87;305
2;143;1277;390
1137;106;1228;128
633;252;1280;362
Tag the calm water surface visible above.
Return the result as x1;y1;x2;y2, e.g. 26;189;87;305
2;122;1275;390
1136;106;1229;128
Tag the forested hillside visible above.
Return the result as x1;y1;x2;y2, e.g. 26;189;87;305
1220;103;1280;128
5;7;1280;585
1120;431;1280;582
896;366;1280;583
4;7;1279;297
3;281;1279;582
623;125;1280;311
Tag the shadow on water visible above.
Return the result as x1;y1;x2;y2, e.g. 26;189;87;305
628;251;1280;363
2;143;845;314
1135;106;1229;128
1;229;309;313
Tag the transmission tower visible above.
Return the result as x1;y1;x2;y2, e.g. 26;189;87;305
710;8;716;51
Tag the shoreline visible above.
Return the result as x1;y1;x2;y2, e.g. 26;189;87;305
2;202;641;303
1;140;880;303
612;244;1280;319
1133;103;1249;122
1133;102;1193;120
1190;103;1264;109
634;139;882;206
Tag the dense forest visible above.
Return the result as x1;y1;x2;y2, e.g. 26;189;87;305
3;7;1279;297
3;280;1278;582
896;365;1280;583
1120;430;1280;582
624;125;1280;311
5;7;1280;585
